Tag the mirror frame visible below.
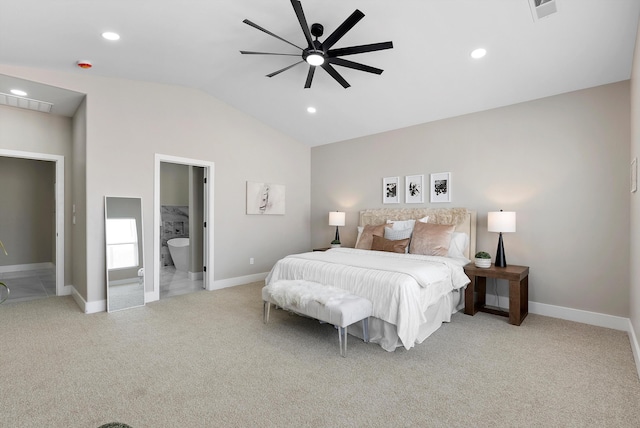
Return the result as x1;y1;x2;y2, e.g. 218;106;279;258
105;196;145;312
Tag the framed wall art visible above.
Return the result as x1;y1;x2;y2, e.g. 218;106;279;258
383;176;399;204
405;174;424;204
430;172;451;203
246;181;285;215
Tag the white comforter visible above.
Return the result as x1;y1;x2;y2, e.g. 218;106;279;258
265;248;470;349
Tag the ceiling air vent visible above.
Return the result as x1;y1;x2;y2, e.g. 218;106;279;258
529;0;558;21
0;92;53;113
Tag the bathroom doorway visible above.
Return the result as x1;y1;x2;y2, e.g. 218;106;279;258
152;154;214;302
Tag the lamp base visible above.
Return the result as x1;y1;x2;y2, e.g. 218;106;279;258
495;232;507;267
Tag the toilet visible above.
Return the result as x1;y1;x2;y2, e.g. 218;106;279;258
167;238;190;272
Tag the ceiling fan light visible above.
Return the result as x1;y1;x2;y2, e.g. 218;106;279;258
306;53;325;66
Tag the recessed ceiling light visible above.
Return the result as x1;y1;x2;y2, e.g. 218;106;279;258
10;89;27;97
471;48;487;59
307;107;317;114
102;31;120;41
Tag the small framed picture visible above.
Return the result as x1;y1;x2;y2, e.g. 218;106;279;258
405;174;424;204
632;158;637;193
383;176;399;204
430;172;451;203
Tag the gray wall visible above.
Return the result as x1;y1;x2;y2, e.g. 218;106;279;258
0;157;55;265
311;81;630;318
0;64;310;304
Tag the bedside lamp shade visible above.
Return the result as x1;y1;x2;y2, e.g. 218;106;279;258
329;211;346;246
488;210;516;267
329;211;346;227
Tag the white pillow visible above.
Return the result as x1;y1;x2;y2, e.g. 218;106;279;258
386;219;415;230
384;226;413;240
386;216;428;231
447;232;470;260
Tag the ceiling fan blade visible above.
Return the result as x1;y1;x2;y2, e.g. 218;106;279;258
321;63;350;88
243;19;305;51
291;0;314;48
328;41;393;57
322;9;365;50
304;66;316;88
240;51;301;57
266;60;305;78
327;57;383;75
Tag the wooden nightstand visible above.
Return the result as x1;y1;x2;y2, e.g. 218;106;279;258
312;247;331;252
463;263;530;326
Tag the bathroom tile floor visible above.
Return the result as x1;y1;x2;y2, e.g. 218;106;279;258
1;267;56;303
160;266;204;299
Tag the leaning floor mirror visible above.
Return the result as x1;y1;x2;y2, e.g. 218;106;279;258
105;196;145;312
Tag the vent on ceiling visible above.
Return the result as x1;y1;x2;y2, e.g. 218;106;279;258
529;0;558;21
0;92;53;113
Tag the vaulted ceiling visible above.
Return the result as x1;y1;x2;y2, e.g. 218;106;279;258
0;0;638;146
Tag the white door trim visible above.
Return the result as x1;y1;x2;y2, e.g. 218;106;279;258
0;149;65;296
152;154;214;302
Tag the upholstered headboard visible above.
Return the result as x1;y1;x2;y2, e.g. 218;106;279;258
358;208;477;259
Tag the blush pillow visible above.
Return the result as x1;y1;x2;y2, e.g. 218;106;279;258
409;221;455;257
355;224;387;250
371;235;410;254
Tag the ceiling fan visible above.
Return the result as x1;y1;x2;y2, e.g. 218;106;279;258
240;0;393;89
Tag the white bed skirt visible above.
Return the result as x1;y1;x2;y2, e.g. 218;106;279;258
346;288;465;352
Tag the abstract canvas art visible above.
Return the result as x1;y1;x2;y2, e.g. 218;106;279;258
246;181;285;215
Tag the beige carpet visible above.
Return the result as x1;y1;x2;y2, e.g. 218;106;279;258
2;281;639;427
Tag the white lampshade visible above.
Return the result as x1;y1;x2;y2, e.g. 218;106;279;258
329;211;346;227
488;211;516;233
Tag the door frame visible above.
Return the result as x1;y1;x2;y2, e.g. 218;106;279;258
152;154;214;302
0;149;65;296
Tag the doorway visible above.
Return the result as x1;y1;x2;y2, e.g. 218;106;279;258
0;149;65;300
152;154;214;302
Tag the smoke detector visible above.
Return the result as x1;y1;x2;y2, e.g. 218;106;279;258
528;0;558;21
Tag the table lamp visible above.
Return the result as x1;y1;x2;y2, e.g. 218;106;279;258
329;211;346;247
487;210;516;267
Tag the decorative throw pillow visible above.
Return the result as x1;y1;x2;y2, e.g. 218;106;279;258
409;221;455;257
371;235;410;254
384;227;412;253
355;224;387;250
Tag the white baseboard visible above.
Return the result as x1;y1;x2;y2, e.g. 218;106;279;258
484;295;629;331
189;271;203;281
70;286;105;314
629;320;640;381
528;301;629;331
211;272;268;290
0;262;54;273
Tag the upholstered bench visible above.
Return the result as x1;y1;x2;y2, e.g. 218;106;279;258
262;280;372;357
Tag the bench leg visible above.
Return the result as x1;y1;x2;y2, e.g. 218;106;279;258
263;301;270;324
338;326;348;358
362;318;369;343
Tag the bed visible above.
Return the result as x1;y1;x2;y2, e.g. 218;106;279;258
265;207;476;352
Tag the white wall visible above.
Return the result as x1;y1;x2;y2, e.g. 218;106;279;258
0;64;310;304
312;82;630;318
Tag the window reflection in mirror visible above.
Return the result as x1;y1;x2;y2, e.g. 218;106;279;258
105;197;145;312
